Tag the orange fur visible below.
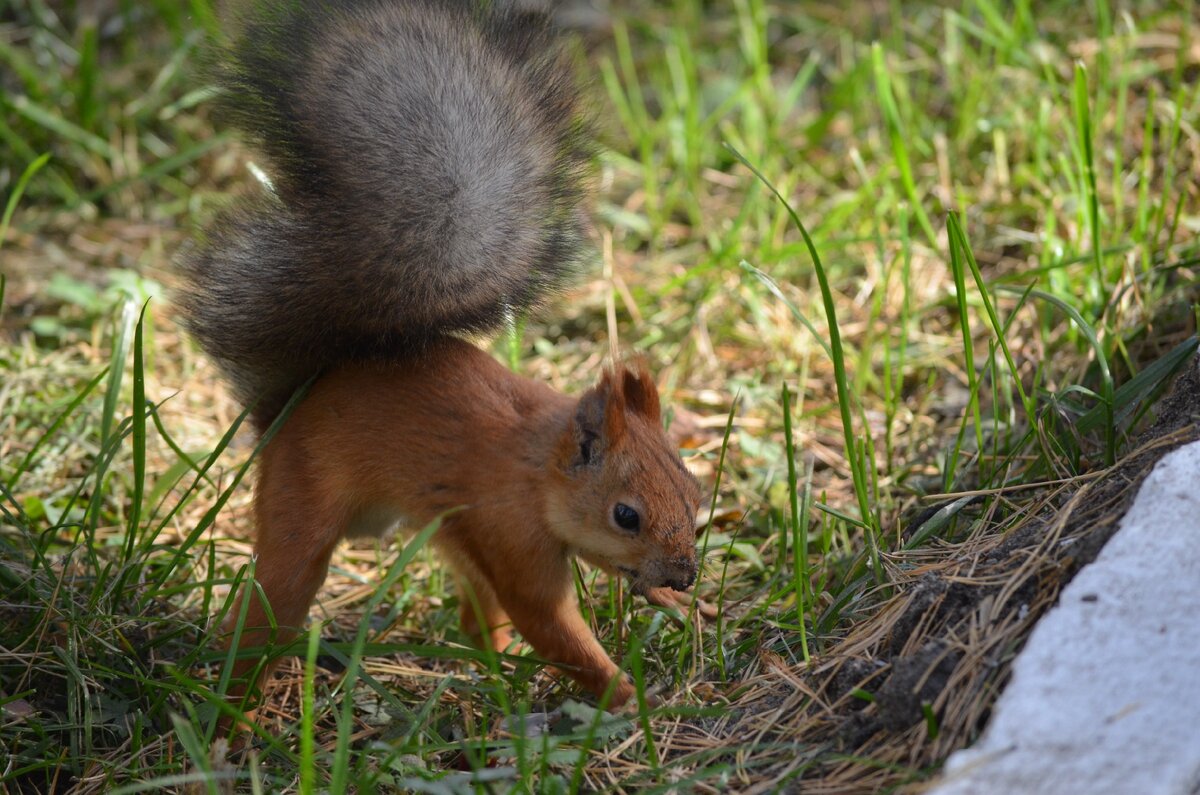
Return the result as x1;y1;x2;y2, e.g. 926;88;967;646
220;337;704;724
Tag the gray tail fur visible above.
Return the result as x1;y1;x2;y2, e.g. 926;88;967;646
178;0;591;427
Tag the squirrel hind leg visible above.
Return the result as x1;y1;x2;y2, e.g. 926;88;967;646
455;569;519;655
217;461;347;733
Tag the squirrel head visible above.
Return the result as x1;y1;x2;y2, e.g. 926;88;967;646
549;364;705;594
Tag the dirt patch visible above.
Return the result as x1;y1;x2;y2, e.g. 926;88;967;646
875;642;961;733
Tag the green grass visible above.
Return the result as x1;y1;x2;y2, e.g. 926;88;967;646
2;0;1198;792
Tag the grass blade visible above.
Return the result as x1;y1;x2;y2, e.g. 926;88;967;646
1076;335;1197;434
781;383;810;662
947;214;1037;433
329;518;441;791
10;95;116;159
872;43;938;247
946;212;984;490
999;285;1115;465
726;143;881;581
84;297;138;535
300;621;322;795
741;260;833;359
0;152;50;249
1072;62;1106;313
4;368;108;490
124;304;150;555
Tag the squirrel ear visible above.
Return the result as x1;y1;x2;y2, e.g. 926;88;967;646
572;371;626;468
621;366;661;422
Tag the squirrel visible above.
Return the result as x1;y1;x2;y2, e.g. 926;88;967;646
178;0;709;720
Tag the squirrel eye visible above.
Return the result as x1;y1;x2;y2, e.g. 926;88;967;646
612;503;641;532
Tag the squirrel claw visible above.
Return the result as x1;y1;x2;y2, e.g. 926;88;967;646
616;686;662;716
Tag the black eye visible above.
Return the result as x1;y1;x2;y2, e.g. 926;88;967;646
613;503;640;532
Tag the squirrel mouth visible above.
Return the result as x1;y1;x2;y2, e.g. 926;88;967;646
619;566;693;593
618;566;652;594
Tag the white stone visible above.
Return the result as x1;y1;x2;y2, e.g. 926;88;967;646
932;439;1200;795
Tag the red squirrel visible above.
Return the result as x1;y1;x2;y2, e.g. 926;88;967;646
177;0;707;719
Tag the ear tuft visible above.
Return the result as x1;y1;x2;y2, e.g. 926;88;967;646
572;371;625;467
620;366;661;421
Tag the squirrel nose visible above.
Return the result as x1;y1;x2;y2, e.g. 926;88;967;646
665;559;697;591
666;575;693;591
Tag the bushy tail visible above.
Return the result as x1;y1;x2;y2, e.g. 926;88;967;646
178;0;591;426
